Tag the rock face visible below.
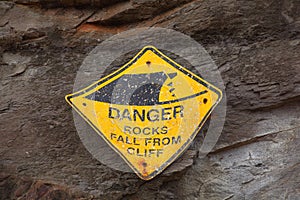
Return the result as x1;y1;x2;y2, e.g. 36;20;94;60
0;0;299;199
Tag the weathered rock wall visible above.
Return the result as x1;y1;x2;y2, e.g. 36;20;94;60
0;0;299;199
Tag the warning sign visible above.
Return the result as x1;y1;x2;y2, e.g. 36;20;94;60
65;46;222;180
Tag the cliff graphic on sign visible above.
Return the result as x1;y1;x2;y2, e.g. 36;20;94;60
65;46;222;180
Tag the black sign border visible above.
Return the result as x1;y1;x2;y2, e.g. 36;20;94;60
66;46;222;180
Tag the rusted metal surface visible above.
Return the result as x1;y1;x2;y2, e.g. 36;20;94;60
65;46;222;180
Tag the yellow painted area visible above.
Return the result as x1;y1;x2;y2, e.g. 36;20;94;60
65;46;222;180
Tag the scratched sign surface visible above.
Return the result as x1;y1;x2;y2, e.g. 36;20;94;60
65;46;222;180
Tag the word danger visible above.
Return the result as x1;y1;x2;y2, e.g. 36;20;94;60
108;105;184;121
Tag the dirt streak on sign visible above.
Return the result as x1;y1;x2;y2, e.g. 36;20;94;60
65;46;222;180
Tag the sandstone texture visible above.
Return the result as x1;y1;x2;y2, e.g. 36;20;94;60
0;0;299;199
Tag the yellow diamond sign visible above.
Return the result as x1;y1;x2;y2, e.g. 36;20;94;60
65;46;222;180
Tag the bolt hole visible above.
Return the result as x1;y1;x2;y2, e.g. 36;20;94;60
142;162;147;167
146;61;151;65
83;103;87;106
203;98;208;104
